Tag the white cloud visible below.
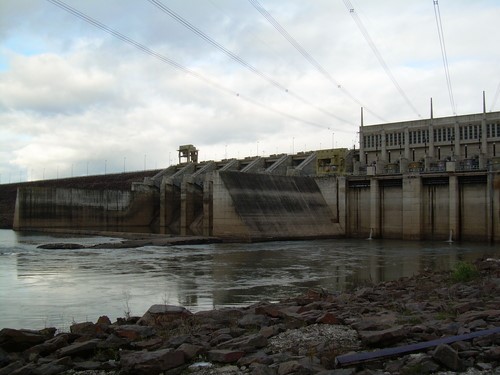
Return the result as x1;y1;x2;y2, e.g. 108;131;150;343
0;0;499;181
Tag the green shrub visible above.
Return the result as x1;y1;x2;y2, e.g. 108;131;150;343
451;261;479;283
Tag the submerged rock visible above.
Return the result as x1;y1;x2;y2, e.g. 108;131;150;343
37;243;85;249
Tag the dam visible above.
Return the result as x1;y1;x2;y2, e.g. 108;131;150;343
9;108;500;243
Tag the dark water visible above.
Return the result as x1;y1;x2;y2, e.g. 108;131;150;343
0;229;498;331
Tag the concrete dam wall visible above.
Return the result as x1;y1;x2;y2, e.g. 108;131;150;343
13;185;159;233
10;165;500;243
346;173;500;242
211;172;342;241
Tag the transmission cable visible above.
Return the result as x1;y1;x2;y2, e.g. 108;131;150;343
45;0;339;131
490;82;500;112
146;0;352;125
433;0;456;115
247;0;385;123
343;0;422;118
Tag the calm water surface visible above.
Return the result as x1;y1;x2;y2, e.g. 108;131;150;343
0;229;498;330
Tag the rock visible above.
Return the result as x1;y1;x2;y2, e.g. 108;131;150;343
432;344;461;371
250;362;277;375
0;360;25;375
56;338;101;358
299;310;323;324
24;335;69;357
113;325;155;341
0;348;9;368
210;333;233;346
358;326;407;347
9;362;37;375
255;304;284;318
216;333;268;352
321;369;356;375
0;328;52;352
188;361;214;371
280;310;307;330
37;243;85;249
238;313;270;328
401;353;440;374
278;360;304;375
208;349;245;363
137;304;192;326
351;313;397;331
260;324;283;338
70;321;98;336
238;351;273;366
194;308;244;326
73;360;102;370
131;337;163;351
167;334;191;347
177;343;204;360
316;312;339;325
485;346;500;361
456;309;500;323
97;315;112;325
120;348;185;374
34;356;72;375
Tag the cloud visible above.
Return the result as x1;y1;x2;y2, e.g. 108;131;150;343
0;51;119;114
0;0;499;181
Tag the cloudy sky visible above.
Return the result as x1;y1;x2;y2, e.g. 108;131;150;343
1;0;499;182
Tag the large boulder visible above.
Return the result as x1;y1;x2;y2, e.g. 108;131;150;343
432;344;462;371
56;338;101;358
0;328;55;352
137;305;192;326
358;326;407;347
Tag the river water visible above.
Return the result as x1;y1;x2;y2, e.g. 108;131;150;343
0;229;498;331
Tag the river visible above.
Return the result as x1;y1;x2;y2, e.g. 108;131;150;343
0;229;498;331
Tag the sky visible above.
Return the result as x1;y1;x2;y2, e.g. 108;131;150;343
1;0;499;183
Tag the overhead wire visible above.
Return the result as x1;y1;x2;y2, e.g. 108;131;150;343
45;0;345;131
489;82;500;112
247;0;386;123
433;0;456;115
146;0;353;125
343;0;422;118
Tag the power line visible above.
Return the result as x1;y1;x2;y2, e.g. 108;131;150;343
147;0;353;125
433;0;456;115
45;0;339;131
343;0;422;118
489;83;500;112
247;0;386;123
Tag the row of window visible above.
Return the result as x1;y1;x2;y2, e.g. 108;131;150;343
363;123;500;148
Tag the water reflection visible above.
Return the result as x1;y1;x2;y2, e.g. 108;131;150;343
0;230;498;330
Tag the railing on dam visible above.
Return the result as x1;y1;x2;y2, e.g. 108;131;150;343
355;157;499;176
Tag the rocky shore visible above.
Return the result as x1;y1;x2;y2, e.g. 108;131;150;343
1;259;499;375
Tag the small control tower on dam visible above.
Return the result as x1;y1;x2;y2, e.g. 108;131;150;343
12;107;500;243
